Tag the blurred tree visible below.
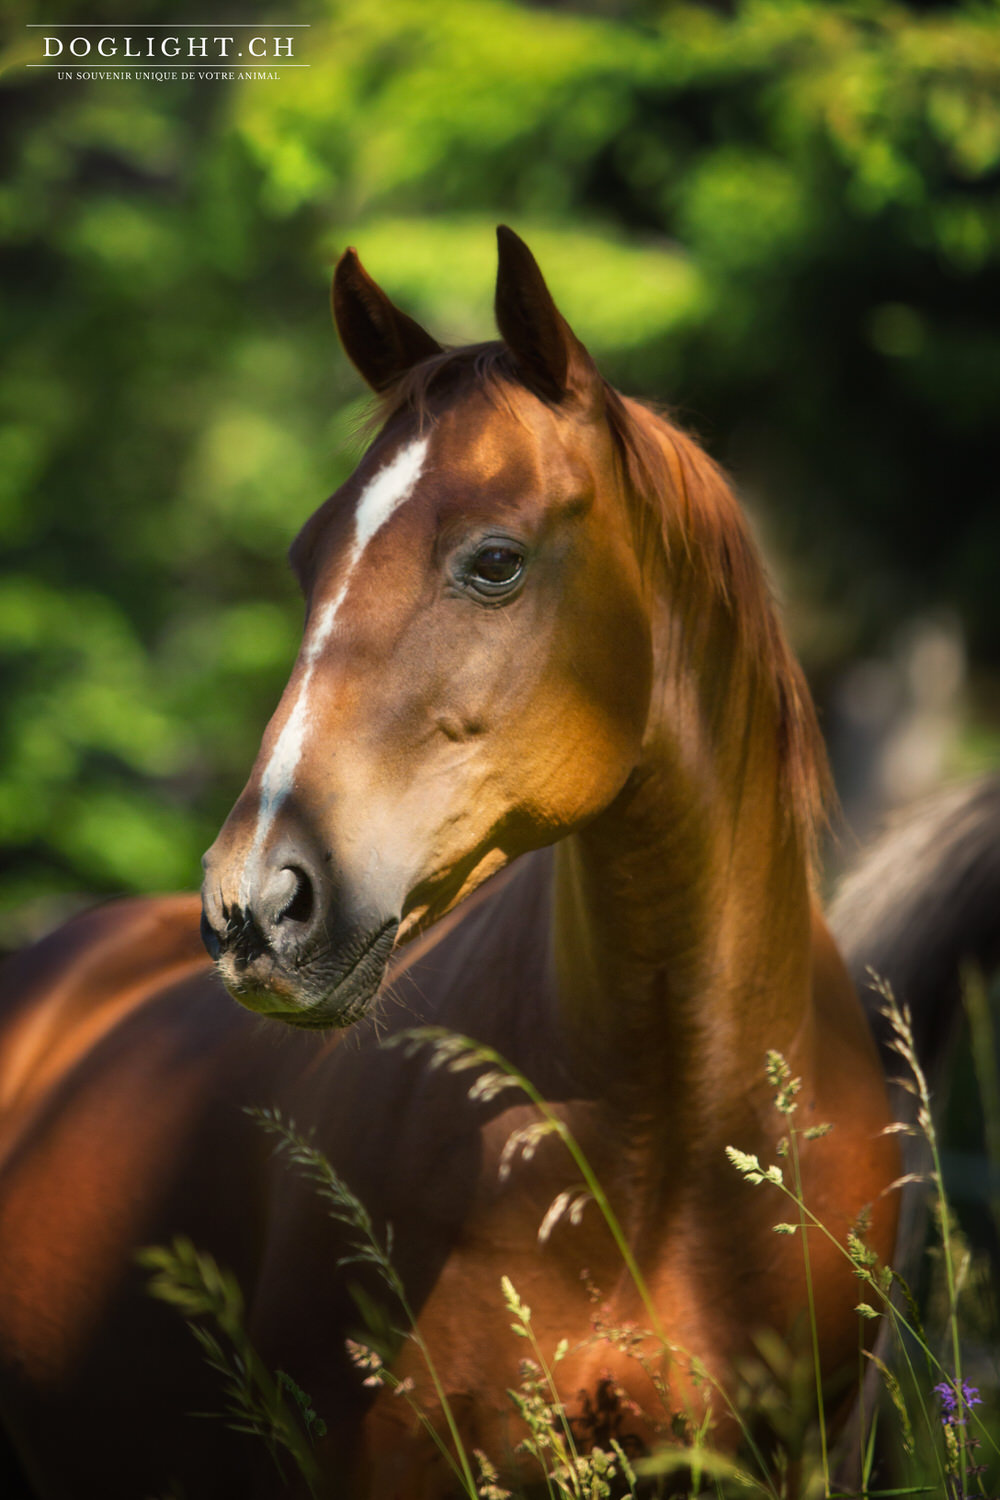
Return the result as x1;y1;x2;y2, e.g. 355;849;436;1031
1;0;998;935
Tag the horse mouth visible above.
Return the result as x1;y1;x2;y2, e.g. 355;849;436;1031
219;918;399;1030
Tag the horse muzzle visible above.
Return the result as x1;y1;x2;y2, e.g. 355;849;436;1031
200;845;399;1028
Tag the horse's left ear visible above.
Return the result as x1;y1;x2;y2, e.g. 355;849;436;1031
494;226;601;410
332;248;442;392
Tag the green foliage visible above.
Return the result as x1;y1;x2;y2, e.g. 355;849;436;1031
140;1235;326;1495
252;1105;481;1495
3;0;1000;926
140;997;997;1495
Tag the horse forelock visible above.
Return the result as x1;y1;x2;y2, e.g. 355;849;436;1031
366;342;526;438
368;345;831;868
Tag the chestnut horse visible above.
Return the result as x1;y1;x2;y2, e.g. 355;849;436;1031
0;230;902;1498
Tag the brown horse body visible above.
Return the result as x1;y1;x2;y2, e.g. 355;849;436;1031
0;232;898;1498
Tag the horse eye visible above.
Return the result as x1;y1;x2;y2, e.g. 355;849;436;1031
471;544;524;588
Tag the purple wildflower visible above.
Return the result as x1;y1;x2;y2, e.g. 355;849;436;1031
934;1379;983;1426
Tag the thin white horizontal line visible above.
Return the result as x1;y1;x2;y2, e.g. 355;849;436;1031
27;61;310;66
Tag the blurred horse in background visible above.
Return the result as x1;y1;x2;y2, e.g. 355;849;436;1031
0;229;994;1499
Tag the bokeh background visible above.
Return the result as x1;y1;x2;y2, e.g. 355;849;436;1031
2;0;999;944
2;0;1000;1417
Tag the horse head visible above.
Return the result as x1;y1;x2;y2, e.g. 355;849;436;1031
201;229;654;1026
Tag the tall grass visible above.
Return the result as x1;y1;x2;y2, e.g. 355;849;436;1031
144;978;998;1498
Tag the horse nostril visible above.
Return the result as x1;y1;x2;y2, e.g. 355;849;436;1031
276;865;315;928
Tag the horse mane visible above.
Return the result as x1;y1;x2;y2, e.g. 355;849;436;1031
603;387;832;867
374;344;832;867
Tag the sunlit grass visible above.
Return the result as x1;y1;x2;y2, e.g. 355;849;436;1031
145;975;998;1499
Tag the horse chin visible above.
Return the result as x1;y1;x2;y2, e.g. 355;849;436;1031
220;919;399;1031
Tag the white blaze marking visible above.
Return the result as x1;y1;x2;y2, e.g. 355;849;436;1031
239;435;430;900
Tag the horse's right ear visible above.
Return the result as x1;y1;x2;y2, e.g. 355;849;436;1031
494;226;600;410
332;249;442;392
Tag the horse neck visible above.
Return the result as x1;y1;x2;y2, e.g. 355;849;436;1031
552;425;819;1150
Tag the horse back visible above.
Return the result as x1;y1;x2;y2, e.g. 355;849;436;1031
0;896;209;1111
0;897;294;1497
